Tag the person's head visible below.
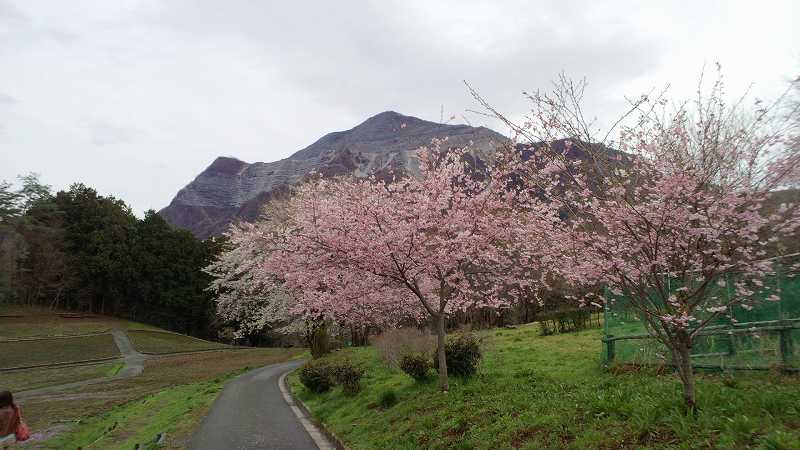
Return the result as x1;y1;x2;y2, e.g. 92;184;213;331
0;391;12;408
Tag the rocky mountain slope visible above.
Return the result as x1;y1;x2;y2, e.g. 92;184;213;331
159;111;508;238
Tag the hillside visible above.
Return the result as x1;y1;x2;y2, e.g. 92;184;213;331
289;324;800;449
159;111;508;238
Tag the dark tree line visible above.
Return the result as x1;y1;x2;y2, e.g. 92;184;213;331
0;174;224;338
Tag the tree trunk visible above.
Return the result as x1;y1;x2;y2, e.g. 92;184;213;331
433;313;449;392
309;321;330;358
673;339;696;414
350;326;369;347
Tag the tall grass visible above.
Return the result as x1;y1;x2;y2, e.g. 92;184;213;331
370;327;436;368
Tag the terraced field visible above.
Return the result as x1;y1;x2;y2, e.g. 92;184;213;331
127;330;233;354
0;334;120;368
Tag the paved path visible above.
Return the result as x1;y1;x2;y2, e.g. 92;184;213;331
18;330;145;399
110;329;144;378
190;359;332;450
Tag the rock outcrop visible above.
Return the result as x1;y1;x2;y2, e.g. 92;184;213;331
159;111;508;238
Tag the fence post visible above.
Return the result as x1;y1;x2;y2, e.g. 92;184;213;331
603;286;609;334
726;330;736;356
779;320;792;370
604;335;616;366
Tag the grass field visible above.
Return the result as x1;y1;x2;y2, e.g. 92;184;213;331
290;324;800;449
2;362;122;392
0;334;120;368
128;330;232;354
22;348;303;448
0;305;161;341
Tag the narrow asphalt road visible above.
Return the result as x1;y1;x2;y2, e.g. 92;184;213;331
189;359;323;450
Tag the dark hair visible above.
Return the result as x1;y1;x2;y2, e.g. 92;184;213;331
0;391;12;408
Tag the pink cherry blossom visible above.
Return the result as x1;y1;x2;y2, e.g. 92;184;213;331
238;141;555;391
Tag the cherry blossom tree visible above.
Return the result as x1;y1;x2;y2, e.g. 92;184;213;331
260;142;542;390
476;70;800;411
205;204;305;342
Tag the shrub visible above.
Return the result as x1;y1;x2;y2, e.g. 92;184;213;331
333;360;365;396
378;389;398;408
399;352;431;382
371;327;436;368
433;334;482;377
299;361;335;393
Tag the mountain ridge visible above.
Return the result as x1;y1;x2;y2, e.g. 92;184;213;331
159;111;509;238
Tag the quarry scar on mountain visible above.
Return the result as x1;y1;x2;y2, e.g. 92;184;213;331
159;111;507;238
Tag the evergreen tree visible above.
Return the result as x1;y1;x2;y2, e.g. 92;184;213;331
15;177;70;307
55;184;137;313
1;175;224;339
0;180;21;223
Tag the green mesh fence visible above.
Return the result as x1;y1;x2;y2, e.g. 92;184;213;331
602;253;800;371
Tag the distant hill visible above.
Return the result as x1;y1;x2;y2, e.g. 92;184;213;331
159;111;508;238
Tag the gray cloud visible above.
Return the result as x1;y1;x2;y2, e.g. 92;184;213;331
0;93;16;105
0;0;24;20
80;118;146;146
134;1;663;123
0;0;797;215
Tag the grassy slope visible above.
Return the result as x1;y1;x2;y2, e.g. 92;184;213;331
0;306;161;340
0;308;227;371
1;334;120;367
127;330;232;354
46;378;226;449
290;324;800;449
3;362;122;392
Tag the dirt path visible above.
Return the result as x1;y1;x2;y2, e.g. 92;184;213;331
189;359;334;450
18;330;144;399
110;329;144;378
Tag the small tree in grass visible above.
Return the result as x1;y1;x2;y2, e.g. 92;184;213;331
474;69;800;411
260;142;549;391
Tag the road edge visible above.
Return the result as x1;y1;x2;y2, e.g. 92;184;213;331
278;369;347;450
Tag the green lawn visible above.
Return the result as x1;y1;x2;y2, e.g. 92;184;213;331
2;362;122;392
0;334;119;368
127;330;232;354
290;324;800;449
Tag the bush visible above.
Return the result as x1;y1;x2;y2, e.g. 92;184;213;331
299;361;335;393
371;327;436;368
378;389;398;408
333;360;365;396
399;352;431;382
433;334;482;377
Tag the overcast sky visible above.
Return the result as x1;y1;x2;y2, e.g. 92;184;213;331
1;0;798;215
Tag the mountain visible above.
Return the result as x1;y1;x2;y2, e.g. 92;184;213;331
159;111;509;238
